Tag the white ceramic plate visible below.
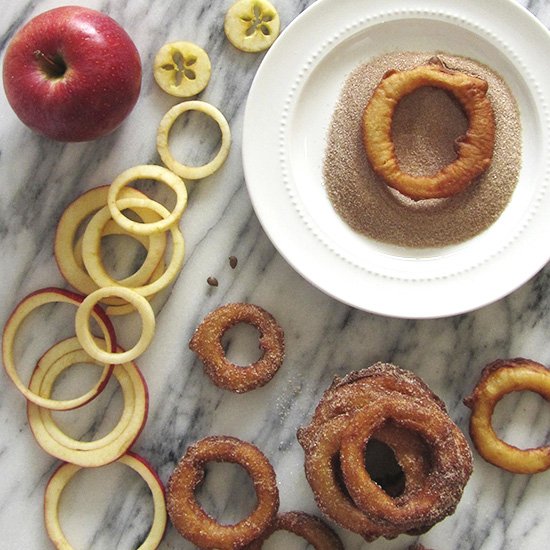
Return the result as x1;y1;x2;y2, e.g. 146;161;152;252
243;0;550;319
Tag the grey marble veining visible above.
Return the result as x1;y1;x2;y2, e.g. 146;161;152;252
1;0;550;549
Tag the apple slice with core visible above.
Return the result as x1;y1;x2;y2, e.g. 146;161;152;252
44;452;167;549
154;41;211;98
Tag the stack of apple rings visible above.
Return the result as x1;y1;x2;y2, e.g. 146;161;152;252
1;162;192;549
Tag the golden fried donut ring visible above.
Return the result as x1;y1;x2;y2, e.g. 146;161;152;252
303;363;447;435
340;396;472;531
363;61;495;200
189;303;285;393
166;435;279;549
245;511;344;550
298;414;402;541
464;358;550;473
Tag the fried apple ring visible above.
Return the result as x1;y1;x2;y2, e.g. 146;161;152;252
166;435;279;549
297;363;473;540
189;303;284;393
464;358;550;473
340;395;472;531
244;511;344;550
363;60;495;200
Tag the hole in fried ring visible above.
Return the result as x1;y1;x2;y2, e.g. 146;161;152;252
82;197;185;298
362;61;495;200
189;303;285;393
156;100;231;180
55;186;167;299
75;286;155;364
245;511;344;550
44;452;167;549
1;288;115;409
107;165;188;236
464;358;550;474
166;435;279;549
27;339;148;466
339;396;472;530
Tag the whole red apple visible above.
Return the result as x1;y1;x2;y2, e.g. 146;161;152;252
2;6;142;142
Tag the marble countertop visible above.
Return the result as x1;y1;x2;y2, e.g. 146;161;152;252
1;0;550;549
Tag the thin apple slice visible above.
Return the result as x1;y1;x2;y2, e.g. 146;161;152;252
1;288;116;409
73;222;166;316
224;0;280;53
28;339;148;467
107;165;188;236
55;186;167;301
44;452;167;549
154;41;211;97
82;197;185;298
156;101;231;180
75;286;155;365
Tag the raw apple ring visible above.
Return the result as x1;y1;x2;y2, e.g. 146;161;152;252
27;341;148;466
1;288;115;409
30;339;141;451
55;186;167;299
154;41;211;97
73;221;166;316
224;0;280;53
82;198;185;298
75;286;155;364
156;100;231;180
44;452;167;550
107;165;188;236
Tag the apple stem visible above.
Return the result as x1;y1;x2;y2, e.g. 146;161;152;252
33;50;66;77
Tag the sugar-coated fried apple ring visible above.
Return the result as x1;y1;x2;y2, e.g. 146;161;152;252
464;358;550;473
363;60;495;200
27;339;148;467
1;288;115;409
107;165;188;235
224;0;280;53
299;414;401;541
82;197;185;298
154;41;211;97
75;286;155;364
297;363;473;541
157;100;231;180
166;435;279;549
340;396;472;531
55;186;167;300
244;511;345;550
189;303;285;393
44;452;167;550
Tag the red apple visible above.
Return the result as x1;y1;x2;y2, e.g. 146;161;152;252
2;6;142;142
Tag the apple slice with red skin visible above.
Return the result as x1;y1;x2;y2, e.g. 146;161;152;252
2;6;142;141
44;452;167;549
27;339;149;467
1;287;116;410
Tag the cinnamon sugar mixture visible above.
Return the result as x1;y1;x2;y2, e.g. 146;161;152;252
323;52;522;248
